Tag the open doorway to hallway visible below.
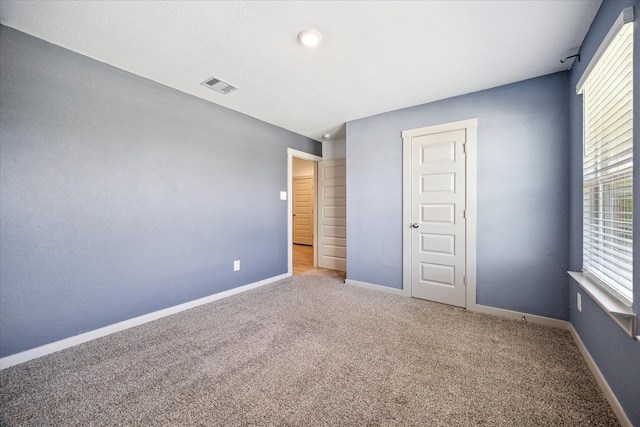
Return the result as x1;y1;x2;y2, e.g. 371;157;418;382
287;148;347;279
292;157;316;275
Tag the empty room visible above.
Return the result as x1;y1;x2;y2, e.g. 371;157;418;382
1;1;639;425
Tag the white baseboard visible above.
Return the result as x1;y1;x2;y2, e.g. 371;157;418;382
568;325;631;427
0;273;290;370
345;280;569;331
345;279;410;297
469;304;569;330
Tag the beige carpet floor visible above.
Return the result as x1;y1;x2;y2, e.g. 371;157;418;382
0;270;618;426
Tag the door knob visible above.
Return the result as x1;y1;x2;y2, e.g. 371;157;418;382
412;223;419;228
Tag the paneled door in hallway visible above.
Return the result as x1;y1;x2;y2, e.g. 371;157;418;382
293;176;314;245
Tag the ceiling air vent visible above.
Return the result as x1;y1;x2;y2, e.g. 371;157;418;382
201;77;238;95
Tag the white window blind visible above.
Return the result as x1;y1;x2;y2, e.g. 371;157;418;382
579;19;633;303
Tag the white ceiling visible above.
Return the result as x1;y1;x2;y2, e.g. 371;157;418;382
0;0;601;142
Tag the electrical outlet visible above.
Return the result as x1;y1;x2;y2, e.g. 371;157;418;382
234;260;240;271
577;292;582;312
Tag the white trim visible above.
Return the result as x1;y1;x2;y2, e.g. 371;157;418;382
313;162;318;266
345;279;410;297
287;148;323;275
465;122;478;310
576;6;634;94
568;271;636;337
401;118;478;309
0;273;289;370
569;324;633;427
402;128;412;299
470;304;569;330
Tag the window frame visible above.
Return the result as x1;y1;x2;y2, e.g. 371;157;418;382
577;7;634;306
569;6;636;338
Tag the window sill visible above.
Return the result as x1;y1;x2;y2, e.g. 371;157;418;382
568;271;636;338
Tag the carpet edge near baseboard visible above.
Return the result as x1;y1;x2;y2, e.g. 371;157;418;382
569;325;632;427
0;272;290;370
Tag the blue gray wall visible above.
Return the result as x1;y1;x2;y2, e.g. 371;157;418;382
568;0;640;425
2;4;639;422
346;73;570;320
0;26;321;358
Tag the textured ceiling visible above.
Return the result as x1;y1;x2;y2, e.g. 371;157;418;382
0;0;601;142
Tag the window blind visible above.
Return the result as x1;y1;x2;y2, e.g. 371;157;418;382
580;21;633;303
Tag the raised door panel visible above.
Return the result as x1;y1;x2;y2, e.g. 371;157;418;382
318;159;346;271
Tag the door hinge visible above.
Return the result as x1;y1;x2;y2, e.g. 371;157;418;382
463;276;467;286
463;210;467;219
463;143;467;154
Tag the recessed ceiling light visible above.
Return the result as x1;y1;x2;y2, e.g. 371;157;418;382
298;29;322;47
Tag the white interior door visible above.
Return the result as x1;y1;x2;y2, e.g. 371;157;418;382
409;129;467;307
317;159;346;271
293;177;314;245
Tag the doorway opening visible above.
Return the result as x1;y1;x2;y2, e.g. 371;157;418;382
292;157;316;275
287;148;347;279
287;149;322;276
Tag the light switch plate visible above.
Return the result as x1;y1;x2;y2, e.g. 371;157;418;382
280;191;287;200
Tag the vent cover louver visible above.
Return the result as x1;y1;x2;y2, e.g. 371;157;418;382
201;77;238;95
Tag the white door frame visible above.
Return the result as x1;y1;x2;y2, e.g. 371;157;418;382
402;119;477;310
287;148;323;276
